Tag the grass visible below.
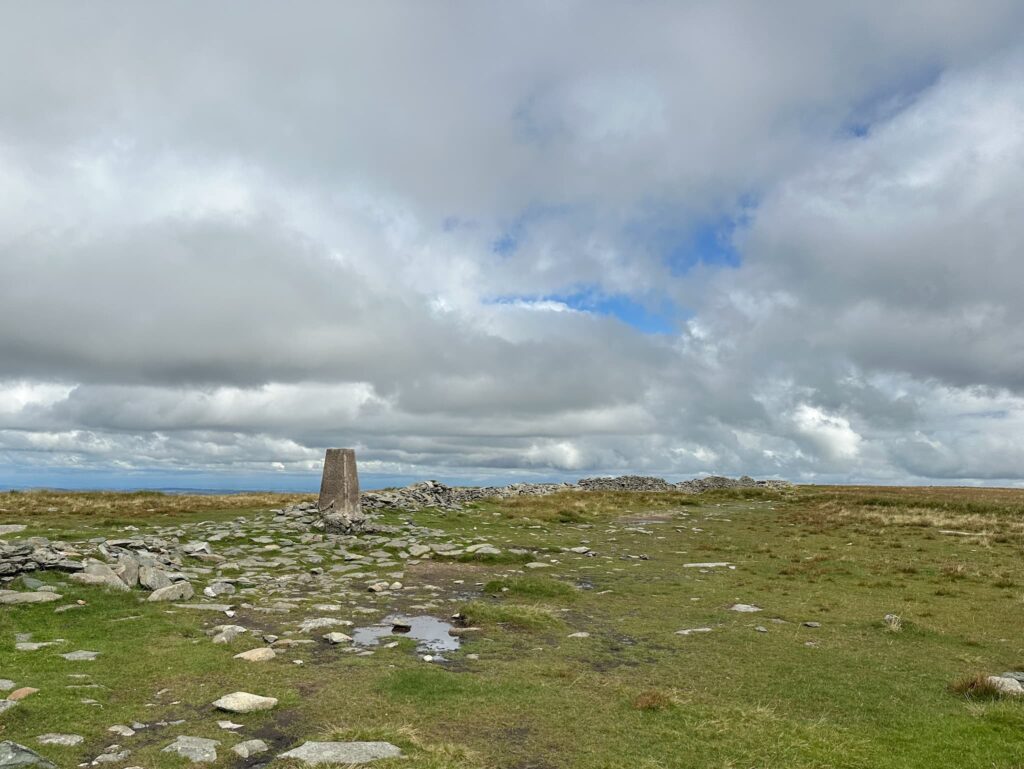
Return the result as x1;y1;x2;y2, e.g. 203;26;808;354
482;575;576;600
5;484;1024;767
0;489;298;536
458;600;565;631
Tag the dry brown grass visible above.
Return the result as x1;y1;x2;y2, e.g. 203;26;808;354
788;485;1024;535
0;489;301;526
949;673;1008;701
632;689;675;711
481;489;700;522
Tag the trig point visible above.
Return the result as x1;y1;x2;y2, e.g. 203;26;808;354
315;448;364;532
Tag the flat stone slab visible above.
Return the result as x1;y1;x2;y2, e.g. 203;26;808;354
60;650;100;661
0;740;57;768
162;735;220;763
729;604;762;613
173;603;234;612
676;627;713;636
212;691;277;713
36;734;83;746
0;525;27;536
683;562;734;568
278;741;402;764
0;591;62;605
15;642;63;651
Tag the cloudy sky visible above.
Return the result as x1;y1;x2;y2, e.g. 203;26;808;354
2;2;1024;490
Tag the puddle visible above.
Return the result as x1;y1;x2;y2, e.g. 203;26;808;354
352;615;459;654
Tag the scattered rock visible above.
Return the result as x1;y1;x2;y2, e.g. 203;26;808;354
7;688;38;701
212;691;278;713
233;647;276;662
986;676;1024;696
298;617;345;633
277;741;402;765
148;581;194;602
729;604;762;613
203;582;235;598
211;625;247;644
231;739;269;758
162;736;219;763
107;725;135;738
676;627;713;636
323;632;352;644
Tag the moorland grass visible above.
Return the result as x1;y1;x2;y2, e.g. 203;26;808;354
5;485;1024;767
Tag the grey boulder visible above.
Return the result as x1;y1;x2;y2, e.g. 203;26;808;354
0;741;57;768
148;581;194;602
231;739;269;758
138;566;173;591
212;691;277;713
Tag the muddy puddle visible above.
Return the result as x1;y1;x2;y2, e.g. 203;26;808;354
352;614;459;655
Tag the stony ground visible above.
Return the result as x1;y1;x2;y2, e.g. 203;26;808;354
3;485;1024;768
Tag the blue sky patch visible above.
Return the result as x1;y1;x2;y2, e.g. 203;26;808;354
489;288;685;335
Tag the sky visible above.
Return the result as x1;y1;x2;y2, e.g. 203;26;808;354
2;1;1024;490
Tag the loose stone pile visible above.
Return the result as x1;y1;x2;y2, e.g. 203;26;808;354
358;474;791;514
360;479;573;512
0;539;82;578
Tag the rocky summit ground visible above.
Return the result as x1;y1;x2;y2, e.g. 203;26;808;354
3;484;1024;768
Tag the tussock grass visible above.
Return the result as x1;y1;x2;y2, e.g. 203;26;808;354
459;599;563;630
789;486;1024;535
632;689;675;711
484;490;700;522
483;575;576;600
456;550;532;565
950;673;1007;701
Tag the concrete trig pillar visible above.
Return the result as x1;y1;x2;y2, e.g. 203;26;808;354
317;448;362;525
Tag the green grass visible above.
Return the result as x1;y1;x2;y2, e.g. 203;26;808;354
483;575;576;600
5;485;1024;767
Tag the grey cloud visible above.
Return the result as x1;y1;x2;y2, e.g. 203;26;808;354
3;3;1024;486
